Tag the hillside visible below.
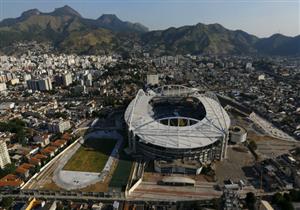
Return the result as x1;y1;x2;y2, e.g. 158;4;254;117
141;23;259;55
0;5;299;56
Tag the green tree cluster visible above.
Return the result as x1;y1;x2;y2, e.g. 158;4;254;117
0;119;26;145
245;192;256;210
0;163;16;178
0;197;13;209
248;140;257;151
272;191;299;210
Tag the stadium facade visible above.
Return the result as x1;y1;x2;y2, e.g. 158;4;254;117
125;85;231;168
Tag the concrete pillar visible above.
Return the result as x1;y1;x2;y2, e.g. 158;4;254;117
132;135;136;153
221;133;229;160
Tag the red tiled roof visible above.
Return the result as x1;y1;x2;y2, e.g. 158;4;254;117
46;146;57;151
16;167;28;174
0;174;18;181
0;180;23;187
51;139;66;147
34;154;48;160
0;173;24;187
15;163;35;174
41;146;57;154
62;133;71;140
20;163;35;169
29;157;41;165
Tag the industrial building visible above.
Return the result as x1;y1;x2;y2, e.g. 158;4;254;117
125;85;230;173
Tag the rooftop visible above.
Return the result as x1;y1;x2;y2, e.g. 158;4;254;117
125;86;230;149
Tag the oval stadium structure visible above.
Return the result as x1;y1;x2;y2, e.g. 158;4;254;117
124;85;231;164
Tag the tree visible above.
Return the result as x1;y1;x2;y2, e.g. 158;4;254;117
272;192;294;210
245;192;256;210
0;197;13;209
295;147;300;156
0;163;16;178
290;189;300;202
273;192;284;204
284;192;292;202
280;200;294;210
249;140;257;151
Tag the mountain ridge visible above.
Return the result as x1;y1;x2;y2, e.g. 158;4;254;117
0;5;299;56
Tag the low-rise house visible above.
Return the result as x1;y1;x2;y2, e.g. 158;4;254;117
0;174;24;188
47;146;58;154
11;154;23;165
28;157;41;166
51;139;67;149
33;153;48;165
41;146;58;158
62;132;72;142
33;134;50;147
15;163;35;179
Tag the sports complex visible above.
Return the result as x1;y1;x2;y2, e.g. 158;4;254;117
125;85;231;173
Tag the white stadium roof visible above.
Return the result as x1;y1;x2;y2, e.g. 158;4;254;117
125;85;231;149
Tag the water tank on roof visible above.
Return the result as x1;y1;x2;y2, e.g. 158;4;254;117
230;125;247;143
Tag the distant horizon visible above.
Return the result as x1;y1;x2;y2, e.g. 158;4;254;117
0;0;299;38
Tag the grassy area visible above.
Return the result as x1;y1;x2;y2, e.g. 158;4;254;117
63;138;116;172
109;151;133;189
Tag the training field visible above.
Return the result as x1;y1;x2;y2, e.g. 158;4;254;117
63;138;116;172
109;151;133;189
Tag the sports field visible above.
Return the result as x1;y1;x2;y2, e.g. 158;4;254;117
63;138;116;172
109;151;133;189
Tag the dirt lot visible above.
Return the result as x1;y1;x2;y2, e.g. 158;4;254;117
214;145;255;185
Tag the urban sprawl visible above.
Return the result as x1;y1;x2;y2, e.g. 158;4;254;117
0;42;300;210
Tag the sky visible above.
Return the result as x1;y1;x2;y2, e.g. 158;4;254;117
0;0;299;38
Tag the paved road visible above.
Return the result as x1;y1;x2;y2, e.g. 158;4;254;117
128;181;222;201
0;192;124;201
0;186;283;202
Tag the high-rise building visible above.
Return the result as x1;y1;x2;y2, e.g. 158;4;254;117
0;83;7;92
55;73;73;86
48;120;71;133
147;74;159;85
84;73;93;87
26;80;38;91
23;74;32;82
62;73;72;86
0;140;11;169
38;78;52;91
245;62;253;70
72;85;87;95
27;77;52;91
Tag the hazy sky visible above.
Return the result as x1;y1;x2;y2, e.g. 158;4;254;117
0;0;299;38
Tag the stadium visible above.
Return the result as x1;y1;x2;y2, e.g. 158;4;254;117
124;85;231;170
